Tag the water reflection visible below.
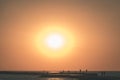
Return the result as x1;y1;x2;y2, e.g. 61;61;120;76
48;78;63;80
39;78;78;80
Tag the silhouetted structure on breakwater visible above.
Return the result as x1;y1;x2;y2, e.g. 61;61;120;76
38;70;120;80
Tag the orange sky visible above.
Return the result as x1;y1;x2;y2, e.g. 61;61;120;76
0;0;120;71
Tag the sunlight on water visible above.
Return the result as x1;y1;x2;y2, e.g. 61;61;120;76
39;78;78;80
47;78;78;80
48;78;63;80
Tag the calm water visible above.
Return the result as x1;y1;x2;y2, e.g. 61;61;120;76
38;78;78;80
0;78;78;80
0;74;77;80
0;71;120;80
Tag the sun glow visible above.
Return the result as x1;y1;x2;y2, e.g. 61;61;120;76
45;33;65;49
35;26;75;58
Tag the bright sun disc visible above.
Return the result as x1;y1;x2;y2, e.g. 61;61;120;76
45;34;64;49
35;26;76;58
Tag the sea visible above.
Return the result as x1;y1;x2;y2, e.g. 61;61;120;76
0;71;120;80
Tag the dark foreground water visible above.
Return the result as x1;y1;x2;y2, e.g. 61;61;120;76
0;71;120;80
0;74;77;80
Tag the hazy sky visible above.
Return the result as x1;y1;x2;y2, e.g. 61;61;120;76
0;0;120;71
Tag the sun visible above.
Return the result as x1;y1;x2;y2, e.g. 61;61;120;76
35;26;76;58
45;33;64;49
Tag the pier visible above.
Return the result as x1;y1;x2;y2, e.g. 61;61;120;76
38;71;120;80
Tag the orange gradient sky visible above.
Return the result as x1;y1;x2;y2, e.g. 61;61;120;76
0;0;120;71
